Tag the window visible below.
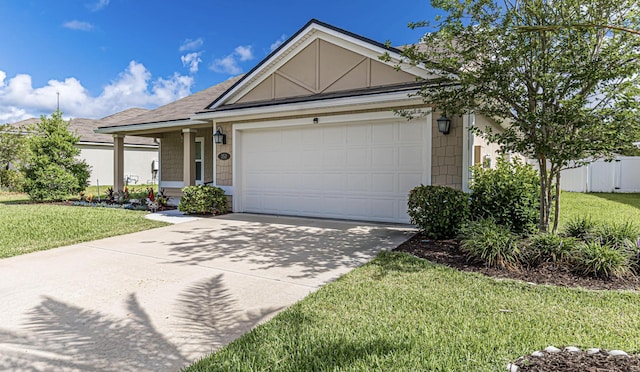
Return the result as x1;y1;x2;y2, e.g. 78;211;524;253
195;138;203;184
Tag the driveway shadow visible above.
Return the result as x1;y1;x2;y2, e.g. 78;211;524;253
163;214;414;280
174;274;282;354
0;294;187;372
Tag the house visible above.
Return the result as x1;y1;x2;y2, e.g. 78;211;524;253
96;19;502;223
11;108;158;186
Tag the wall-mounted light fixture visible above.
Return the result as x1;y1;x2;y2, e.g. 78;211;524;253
313;117;319;124
437;115;451;135
213;127;227;145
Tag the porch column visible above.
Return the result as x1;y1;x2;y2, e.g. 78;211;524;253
113;134;125;191
183;128;197;187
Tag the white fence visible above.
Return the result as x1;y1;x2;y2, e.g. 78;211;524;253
561;157;640;193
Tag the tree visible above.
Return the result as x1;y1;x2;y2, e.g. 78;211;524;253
22;111;91;200
0;124;28;190
393;0;640;233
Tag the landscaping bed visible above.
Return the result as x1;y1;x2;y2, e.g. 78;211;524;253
396;234;640;291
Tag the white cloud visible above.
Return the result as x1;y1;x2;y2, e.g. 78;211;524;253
181;52;202;74
209;45;254;75
0;62;194;122
179;38;204;52
210;55;242;75
63;20;94;31
88;0;110;11
270;34;287;52
234;45;254;61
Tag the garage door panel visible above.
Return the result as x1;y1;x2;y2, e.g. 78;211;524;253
371;173;396;193
347;174;371;192
371;199;397;219
399;146;425;168
322;173;347;190
347;148;370;167
319;197;347;215
371;147;397;168
323;150;347;168
302;150;323;168
301;127;324;148
344;198;371;218
240;119;430;223
298;173;324;190
399;122;426;142
323;126;347;146
373;125;396;145
347;125;370;145
399;173;425;192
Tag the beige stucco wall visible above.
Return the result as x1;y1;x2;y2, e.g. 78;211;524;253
431;113;464;190
79;144;158;186
472;115;504;168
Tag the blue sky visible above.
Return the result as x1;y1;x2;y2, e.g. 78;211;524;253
0;0;435;122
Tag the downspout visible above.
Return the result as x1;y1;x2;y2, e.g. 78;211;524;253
462;112;475;192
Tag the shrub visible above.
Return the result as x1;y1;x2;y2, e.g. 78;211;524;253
571;241;633;278
458;219;521;270
407;185;470;239
178;185;228;215
522;233;578;267
563;215;598;241
23;164;79;201
470;157;539;234
22;111;90;200
0;168;24;192
594;220;640;247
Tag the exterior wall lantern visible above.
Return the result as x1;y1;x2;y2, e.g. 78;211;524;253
213;127;227;145
437;115;451;135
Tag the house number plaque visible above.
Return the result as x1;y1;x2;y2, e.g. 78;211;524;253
218;152;231;160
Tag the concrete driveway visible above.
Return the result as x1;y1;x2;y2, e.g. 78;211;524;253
0;213;414;371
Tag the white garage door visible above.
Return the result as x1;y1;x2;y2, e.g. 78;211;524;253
238;118;430;223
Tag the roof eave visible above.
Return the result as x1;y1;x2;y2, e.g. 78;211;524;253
94;118;209;135
193;90;426;123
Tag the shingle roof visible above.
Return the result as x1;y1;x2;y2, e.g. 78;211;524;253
9;108;156;146
98;76;243;129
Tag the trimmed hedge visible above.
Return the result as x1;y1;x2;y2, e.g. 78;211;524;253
470;157;539;234
178;185;228;215
408;185;470;239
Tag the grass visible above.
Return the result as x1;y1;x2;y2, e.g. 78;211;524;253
560;192;640;227
187;252;640;371
0;191;167;258
186;192;640;371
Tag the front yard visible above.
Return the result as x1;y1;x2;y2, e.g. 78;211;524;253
187;192;640;371
0;192;167;258
187;251;640;371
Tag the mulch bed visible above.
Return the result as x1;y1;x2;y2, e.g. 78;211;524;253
513;350;640;371
395;233;640;291
394;233;640;372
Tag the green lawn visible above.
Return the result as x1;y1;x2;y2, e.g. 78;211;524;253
560;192;640;227
0;192;167;258
186;192;640;371
187;252;640;371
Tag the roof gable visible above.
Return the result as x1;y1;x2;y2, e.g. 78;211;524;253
207;19;427;110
